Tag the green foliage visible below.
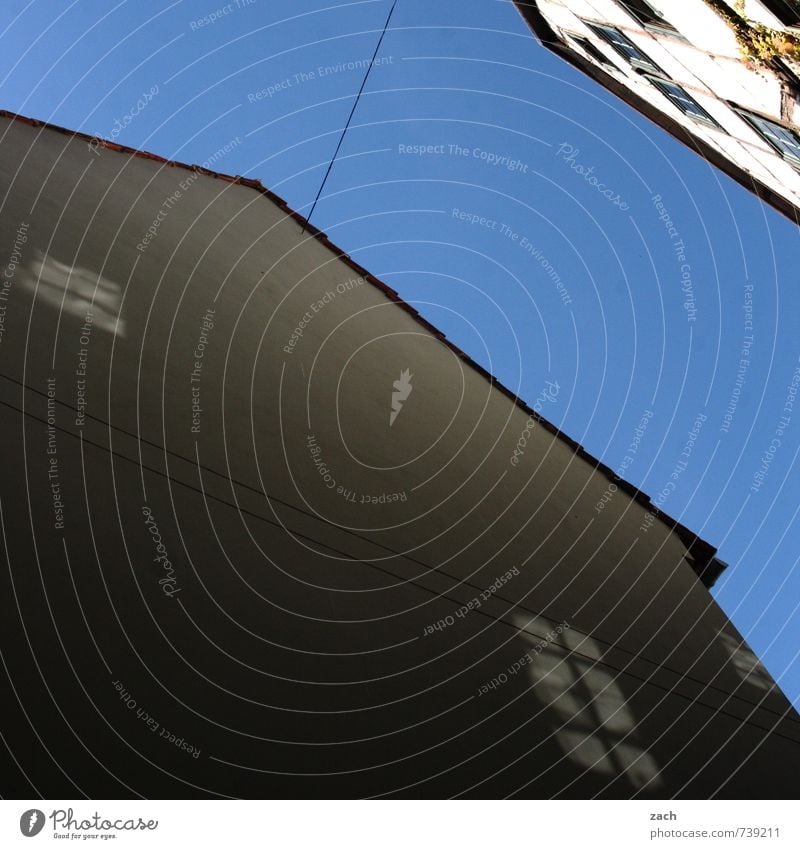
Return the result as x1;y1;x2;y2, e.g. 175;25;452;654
701;0;800;65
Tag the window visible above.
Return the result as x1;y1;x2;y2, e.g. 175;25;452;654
776;58;800;90
737;109;800;167
586;23;661;72
645;76;720;126
618;1;678;31
759;0;800;27
567;33;615;68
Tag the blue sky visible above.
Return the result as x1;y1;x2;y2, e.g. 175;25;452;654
3;0;800;707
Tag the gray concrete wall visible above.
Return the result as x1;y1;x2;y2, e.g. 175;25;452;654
1;114;798;798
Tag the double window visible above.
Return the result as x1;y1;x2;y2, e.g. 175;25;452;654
582;20;720;129
587;23;660;72
737;109;800;167
645;76;720;126
759;0;800;27
567;33;615;68
617;1;678;33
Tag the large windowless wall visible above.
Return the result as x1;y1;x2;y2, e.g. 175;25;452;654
1;112;798;798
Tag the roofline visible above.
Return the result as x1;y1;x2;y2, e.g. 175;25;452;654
511;1;800;227
0;107;726;588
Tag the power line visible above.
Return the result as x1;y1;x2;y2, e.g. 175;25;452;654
302;0;398;232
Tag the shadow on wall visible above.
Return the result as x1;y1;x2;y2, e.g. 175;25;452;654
0;217;795;800
521;620;664;795
24;250;126;337
717;630;778;694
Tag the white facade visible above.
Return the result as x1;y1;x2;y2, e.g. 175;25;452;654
525;1;800;218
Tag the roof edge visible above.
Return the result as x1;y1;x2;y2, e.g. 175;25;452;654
0;107;725;588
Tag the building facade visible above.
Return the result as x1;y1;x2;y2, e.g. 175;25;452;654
515;1;800;222
1;110;799;798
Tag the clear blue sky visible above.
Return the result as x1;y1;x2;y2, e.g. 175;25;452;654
3;0;800;708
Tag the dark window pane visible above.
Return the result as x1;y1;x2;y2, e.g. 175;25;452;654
619;1;676;30
759;0;800;26
568;34;614;67
741;110;800;164
586;23;661;71
646;76;719;125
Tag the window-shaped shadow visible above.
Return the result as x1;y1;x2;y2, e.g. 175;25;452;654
513;615;664;793
24;250;126;337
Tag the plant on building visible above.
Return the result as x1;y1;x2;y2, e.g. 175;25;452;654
701;0;800;65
